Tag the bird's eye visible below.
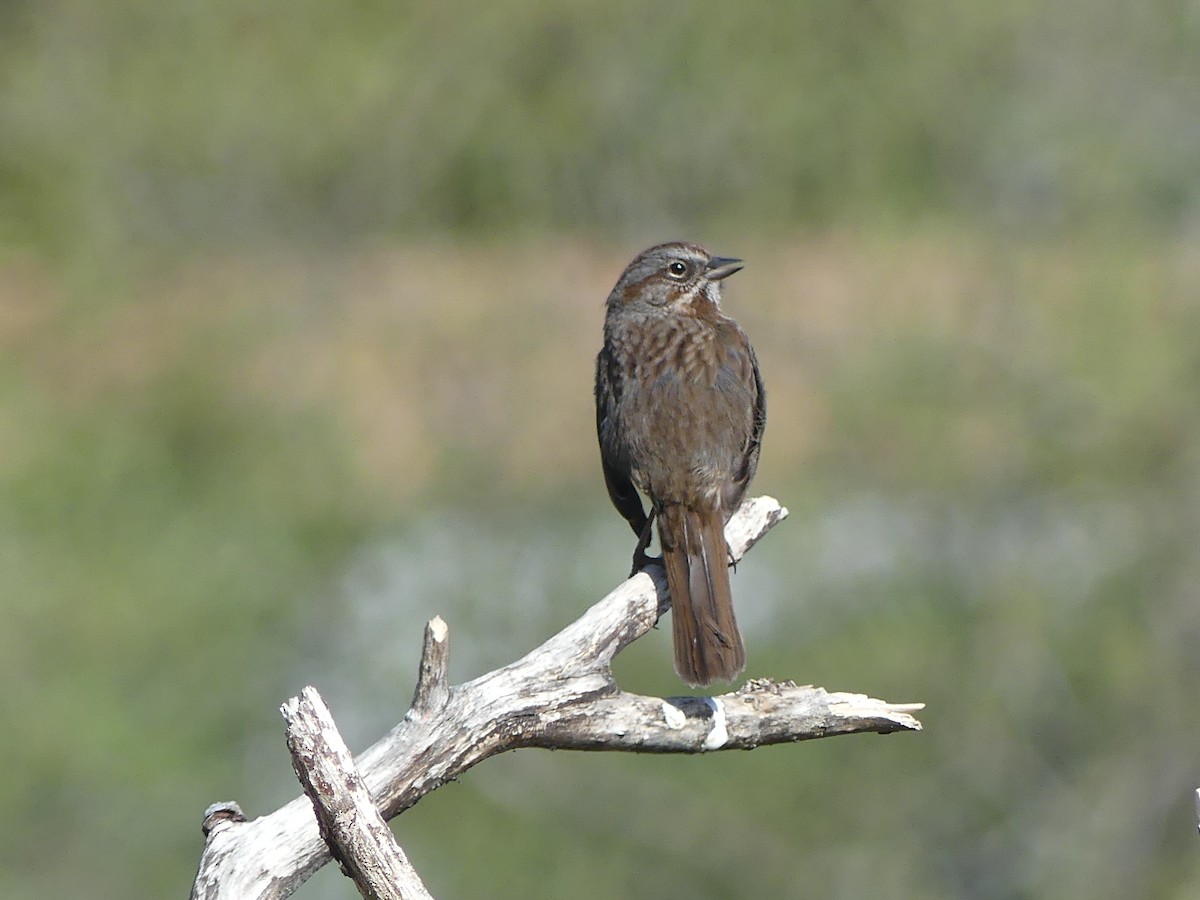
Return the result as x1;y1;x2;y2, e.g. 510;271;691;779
666;260;689;279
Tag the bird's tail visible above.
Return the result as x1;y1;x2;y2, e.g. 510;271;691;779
658;504;745;687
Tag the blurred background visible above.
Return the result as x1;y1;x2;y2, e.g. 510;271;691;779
3;2;1199;898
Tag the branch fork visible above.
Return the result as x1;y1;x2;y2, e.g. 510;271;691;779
191;496;924;899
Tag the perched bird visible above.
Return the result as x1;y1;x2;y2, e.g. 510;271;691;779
595;242;765;686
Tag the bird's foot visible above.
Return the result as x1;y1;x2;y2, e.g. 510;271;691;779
629;549;663;577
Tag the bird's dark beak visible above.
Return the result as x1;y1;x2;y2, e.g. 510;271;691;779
705;257;743;281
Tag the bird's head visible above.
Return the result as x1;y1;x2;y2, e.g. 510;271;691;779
607;242;743;317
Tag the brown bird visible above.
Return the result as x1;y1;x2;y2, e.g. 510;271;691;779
595;242;766;687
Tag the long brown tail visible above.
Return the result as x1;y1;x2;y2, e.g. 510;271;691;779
658;504;745;687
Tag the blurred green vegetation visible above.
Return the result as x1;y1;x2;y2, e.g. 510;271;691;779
2;2;1200;898
4;1;1200;267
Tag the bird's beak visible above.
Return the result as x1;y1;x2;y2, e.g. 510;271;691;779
705;257;744;281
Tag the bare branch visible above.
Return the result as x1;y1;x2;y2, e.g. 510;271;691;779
201;802;247;836
283;687;432;900
531;681;923;752
190;496;924;899
409;616;450;717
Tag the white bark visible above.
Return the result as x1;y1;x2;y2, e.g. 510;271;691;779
190;496;923;899
282;687;432;900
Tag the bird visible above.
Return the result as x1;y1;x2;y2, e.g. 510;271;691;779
595;241;766;687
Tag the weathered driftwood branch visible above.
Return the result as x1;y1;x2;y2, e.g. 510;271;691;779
282;687;432;900
190;496;924;899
